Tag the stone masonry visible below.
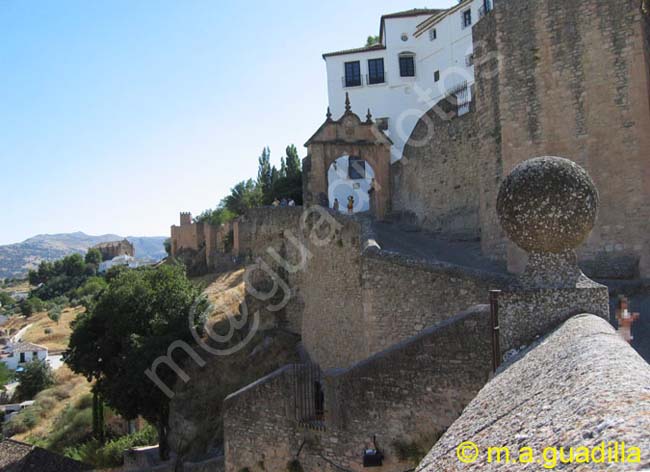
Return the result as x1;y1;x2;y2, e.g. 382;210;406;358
394;0;650;278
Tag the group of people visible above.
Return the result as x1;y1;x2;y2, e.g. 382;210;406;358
272;197;296;207
332;195;355;214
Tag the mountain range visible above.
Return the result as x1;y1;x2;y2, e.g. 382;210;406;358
0;232;167;279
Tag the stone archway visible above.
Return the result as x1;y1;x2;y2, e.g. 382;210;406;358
303;94;392;219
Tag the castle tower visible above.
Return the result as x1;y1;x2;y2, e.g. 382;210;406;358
180;212;192;226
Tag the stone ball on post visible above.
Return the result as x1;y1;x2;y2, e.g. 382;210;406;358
497;156;599;254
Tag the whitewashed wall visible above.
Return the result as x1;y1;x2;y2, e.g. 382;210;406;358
324;0;483;161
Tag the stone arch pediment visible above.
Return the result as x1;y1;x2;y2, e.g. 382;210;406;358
303;94;393;219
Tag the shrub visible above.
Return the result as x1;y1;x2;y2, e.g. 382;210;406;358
63;424;158;467
48;306;62;324
15;360;55;401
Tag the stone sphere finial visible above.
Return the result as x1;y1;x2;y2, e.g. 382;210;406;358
497;156;599;254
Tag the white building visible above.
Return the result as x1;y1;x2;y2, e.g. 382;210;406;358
0;342;48;371
98;254;142;273
323;0;492;163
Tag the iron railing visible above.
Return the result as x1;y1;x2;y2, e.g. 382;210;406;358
292;363;325;430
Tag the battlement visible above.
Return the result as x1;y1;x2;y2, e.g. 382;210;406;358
179;212;192;226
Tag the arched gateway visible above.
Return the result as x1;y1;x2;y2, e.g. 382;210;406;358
303;94;392;219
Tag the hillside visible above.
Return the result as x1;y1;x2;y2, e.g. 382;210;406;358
0;232;167;279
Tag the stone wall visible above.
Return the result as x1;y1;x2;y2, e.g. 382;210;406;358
233;207;508;369
233;207;307;334
418;314;650;471
224;306;493;472
391;99;481;240
361;249;508;354
485;0;650;277
170;213;233;273
397;0;650;278
93;239;135;261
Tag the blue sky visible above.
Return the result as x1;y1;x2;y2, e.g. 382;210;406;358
0;0;456;245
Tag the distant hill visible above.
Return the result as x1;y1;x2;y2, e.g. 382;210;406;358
0;232;167;279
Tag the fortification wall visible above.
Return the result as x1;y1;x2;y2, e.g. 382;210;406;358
484;0;650;277
398;0;650;278
361;250;508;354
391;99;481;240
224;306;493;472
170;222;205;256
234;207;307;334
234;208;506;369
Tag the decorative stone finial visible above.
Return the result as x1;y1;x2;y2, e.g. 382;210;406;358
366;108;373;123
326;107;332;120
497;156;598;254
345;92;351;112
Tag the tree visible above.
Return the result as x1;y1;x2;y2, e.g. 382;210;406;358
285;144;301;180
257;147;275;204
366;35;380;46
163;238;172;256
65;264;207;460
0;291;14;308
0;362;13;386
15;360;54;400
222;179;263;215
85;248;103;266
20;297;44;317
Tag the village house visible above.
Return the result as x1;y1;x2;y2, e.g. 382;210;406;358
0;341;48;371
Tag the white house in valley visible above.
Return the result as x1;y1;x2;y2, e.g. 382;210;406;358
323;0;492;163
1;342;48;371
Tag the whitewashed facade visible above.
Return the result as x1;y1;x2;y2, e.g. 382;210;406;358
1;342;48;371
323;0;491;162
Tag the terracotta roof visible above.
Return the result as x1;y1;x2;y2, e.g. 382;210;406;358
0;439;91;471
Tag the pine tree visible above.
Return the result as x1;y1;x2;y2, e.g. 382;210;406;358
257;147;273;204
285;144;301;180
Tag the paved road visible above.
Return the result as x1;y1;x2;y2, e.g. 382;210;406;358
372;221;507;274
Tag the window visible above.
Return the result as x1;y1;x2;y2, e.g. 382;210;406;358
399;54;415;77
348;156;366;180
344;61;361;87
462;9;472;28
429;28;437;41
19;352;25;363
434;70;440;82
466;53;474;67
367;58;384;84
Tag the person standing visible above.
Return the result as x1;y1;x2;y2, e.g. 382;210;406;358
347;195;354;214
333;198;339;212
